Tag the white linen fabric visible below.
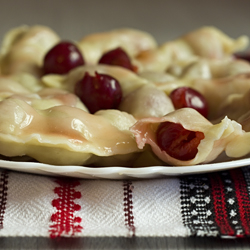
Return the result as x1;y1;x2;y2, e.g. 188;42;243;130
1;166;250;238
0;170;186;237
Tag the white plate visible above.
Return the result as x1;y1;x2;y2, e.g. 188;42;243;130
0;158;250;179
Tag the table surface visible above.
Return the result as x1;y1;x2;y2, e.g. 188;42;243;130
1;237;250;250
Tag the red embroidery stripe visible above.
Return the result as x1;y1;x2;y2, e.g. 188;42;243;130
230;169;250;236
0;171;8;230
209;173;235;236
123;180;135;236
49;178;83;238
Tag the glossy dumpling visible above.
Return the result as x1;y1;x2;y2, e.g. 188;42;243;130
0;76;31;101
0;74;78;109
0;25;60;76
0;72;47;101
141;58;250;89
215;88;250;123
119;84;174;118
135;26;249;72
0;97;140;165
192;73;250;118
130;108;244;166
9;88;89;112
179;58;250;80
181;26;248;58
78;28;157;64
42;64;151;96
154;67;250;118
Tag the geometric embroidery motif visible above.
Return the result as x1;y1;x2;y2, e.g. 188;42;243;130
229;168;250;236
180;175;218;236
0;171;8;230
123;180;135;236
49;178;83;238
181;167;250;238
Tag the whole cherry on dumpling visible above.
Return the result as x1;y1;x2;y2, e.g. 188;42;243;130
98;47;137;72
43;41;85;75
170;87;209;118
74;72;123;113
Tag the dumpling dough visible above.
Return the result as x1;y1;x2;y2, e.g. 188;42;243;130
0;96;140;166
41;64;151;96
0;25;249;167
78;28;157;64
192;73;250;118
119;84;174;118
130;108;245;166
0;25;60;76
148;61;250;119
135;26;249;72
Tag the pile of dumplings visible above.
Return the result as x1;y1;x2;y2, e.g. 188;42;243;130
0;25;249;167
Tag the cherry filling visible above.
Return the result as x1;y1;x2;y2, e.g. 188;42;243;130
74;72;122;113
156;122;205;161
98;47;137;72
43;41;85;75
234;52;250;63
170;87;209;118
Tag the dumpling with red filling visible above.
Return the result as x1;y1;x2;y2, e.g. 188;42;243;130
130;108;244;166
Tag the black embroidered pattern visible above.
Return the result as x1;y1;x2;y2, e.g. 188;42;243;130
123;180;135;236
180;174;217;236
0;171;8;230
180;167;250;237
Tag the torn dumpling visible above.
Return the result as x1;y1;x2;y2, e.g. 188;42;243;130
130;108;244;166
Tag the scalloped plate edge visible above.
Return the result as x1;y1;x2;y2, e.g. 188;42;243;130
0;158;249;179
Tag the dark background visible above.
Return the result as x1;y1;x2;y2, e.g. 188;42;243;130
0;0;249;46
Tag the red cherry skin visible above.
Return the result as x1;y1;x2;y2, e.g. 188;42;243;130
75;72;122;113
98;47;137;72
170;87;209;118
43;41;85;75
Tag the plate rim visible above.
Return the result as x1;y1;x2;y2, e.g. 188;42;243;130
0;157;249;179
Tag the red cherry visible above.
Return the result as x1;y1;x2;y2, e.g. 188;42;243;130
98;47;137;72
43;41;85;75
156;122;204;161
234;52;250;63
74;72;122;113
170;87;209;118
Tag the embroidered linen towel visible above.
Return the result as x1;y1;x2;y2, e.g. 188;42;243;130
0;166;250;238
